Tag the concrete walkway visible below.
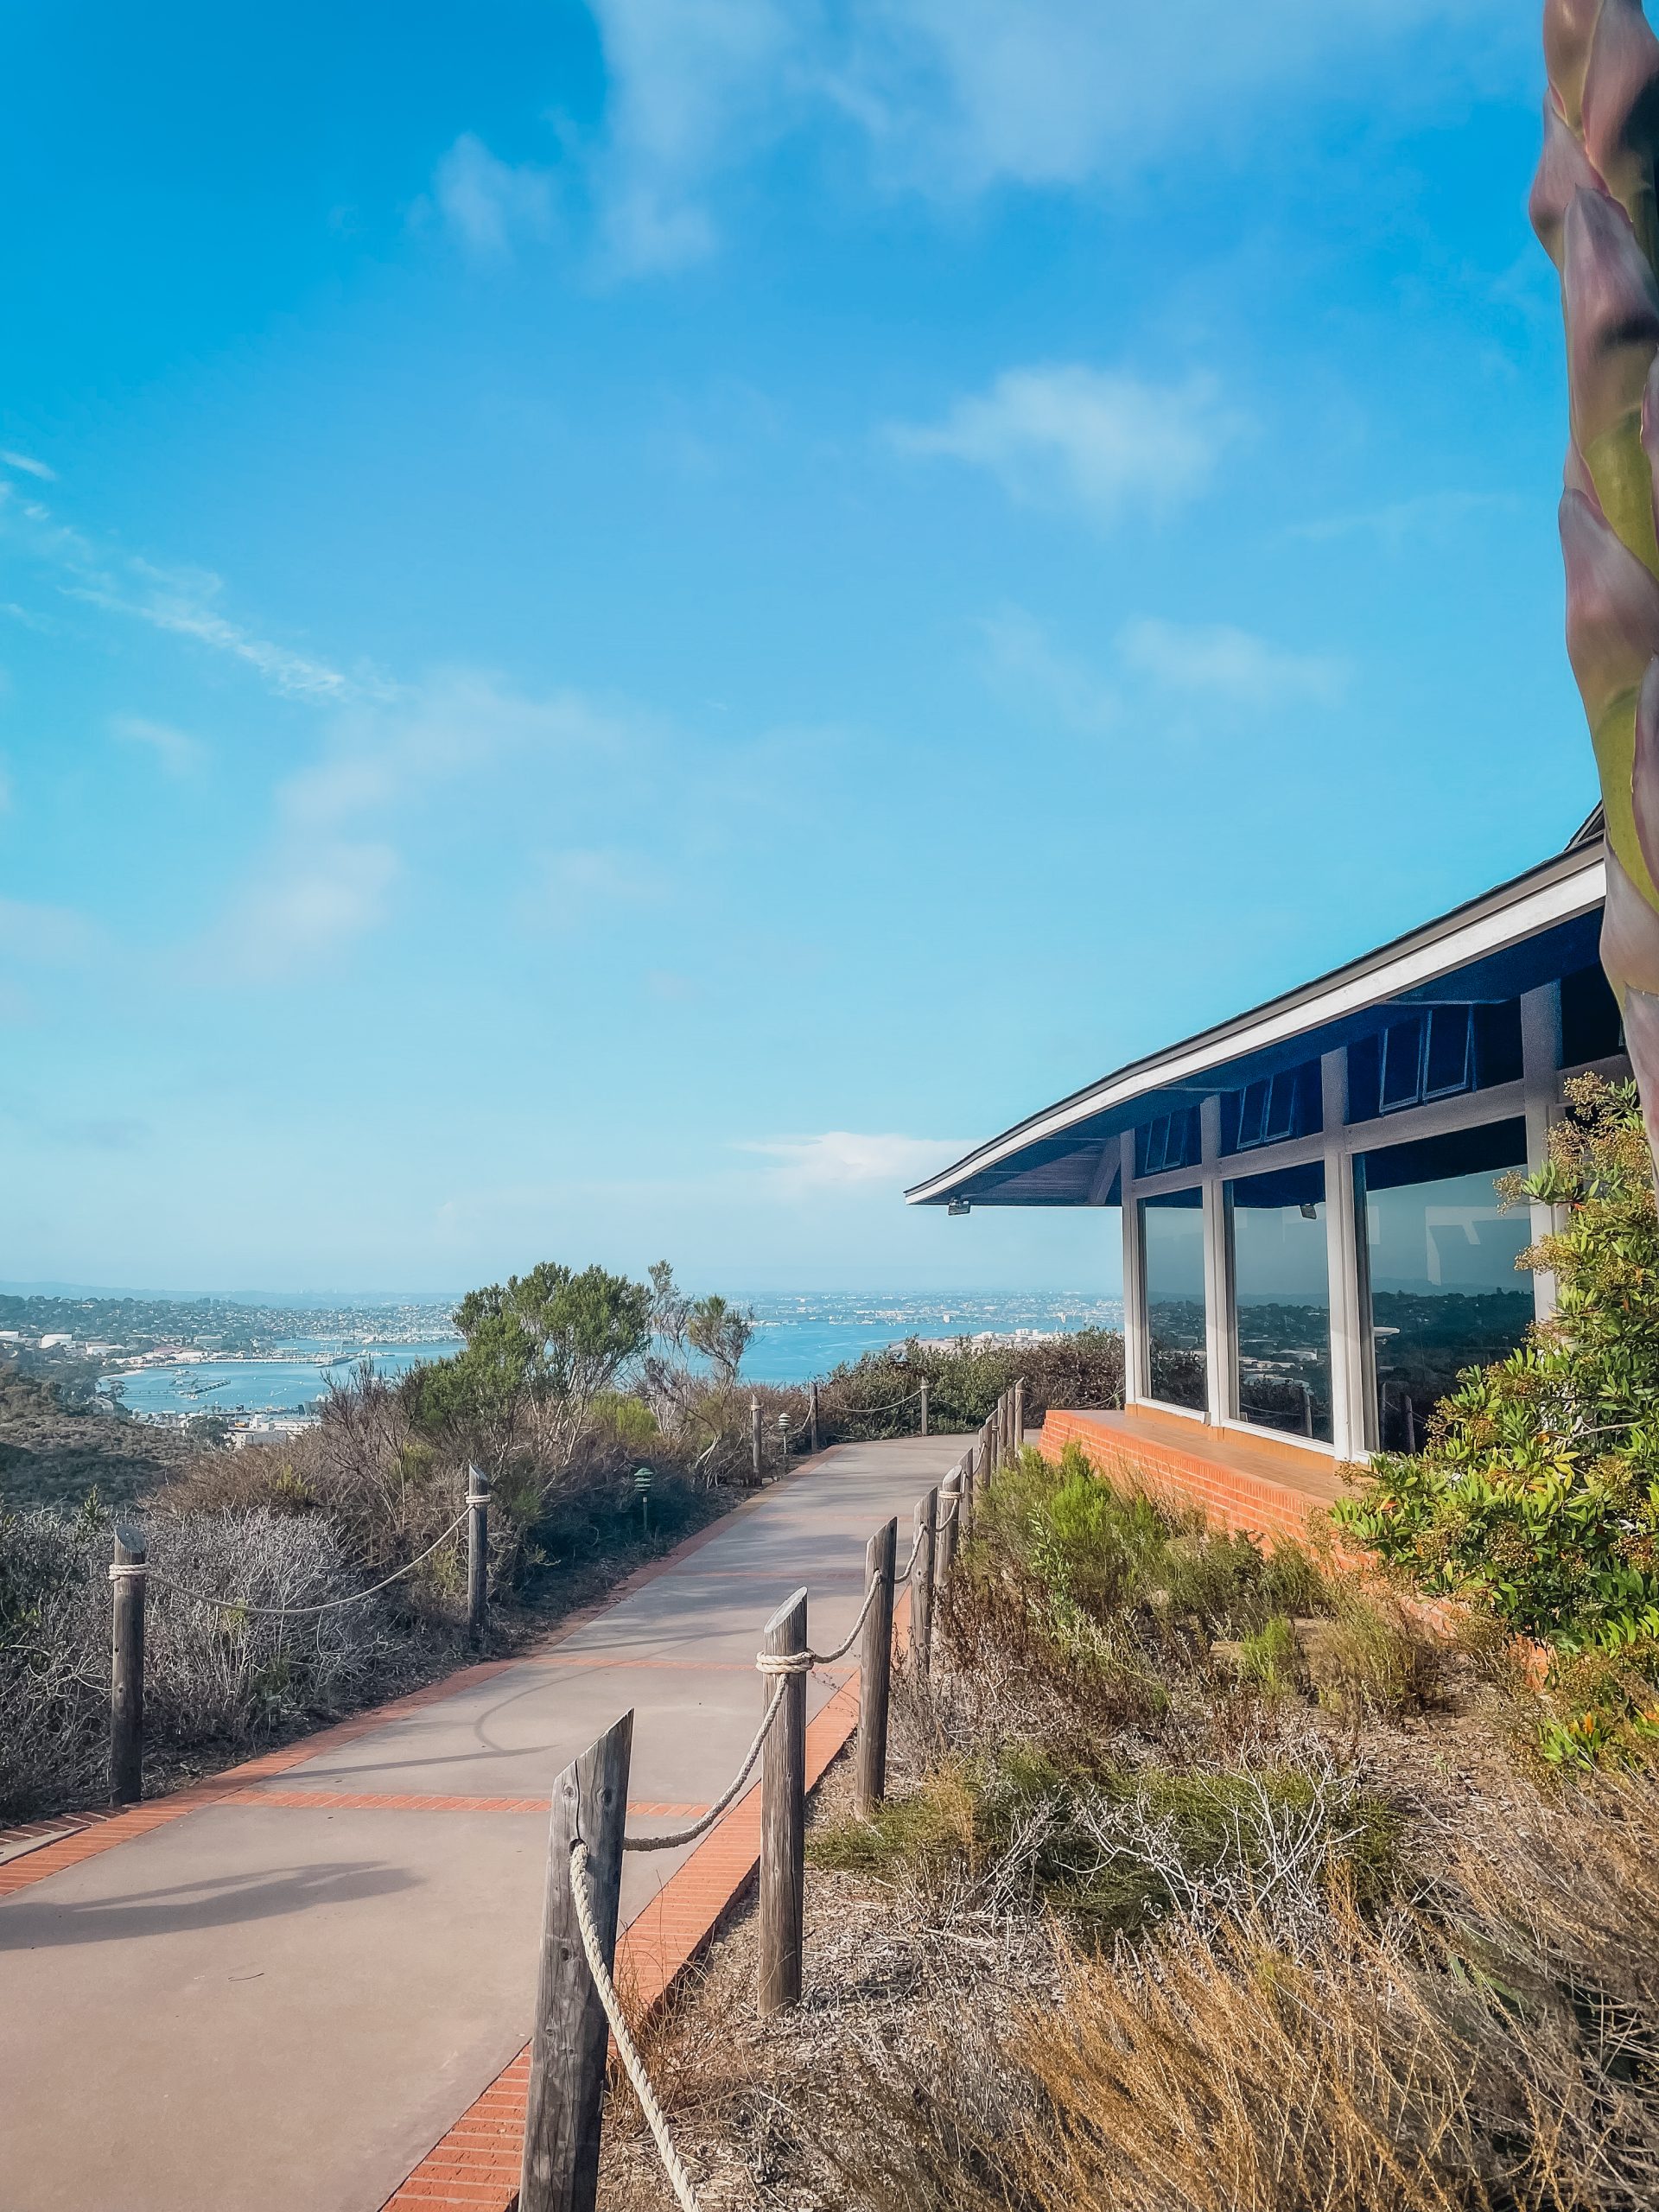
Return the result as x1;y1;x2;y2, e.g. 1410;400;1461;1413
0;1436;961;2212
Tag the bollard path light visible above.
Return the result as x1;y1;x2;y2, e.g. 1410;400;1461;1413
632;1465;653;1539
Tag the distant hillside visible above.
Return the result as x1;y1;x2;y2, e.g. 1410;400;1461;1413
0;1364;207;1513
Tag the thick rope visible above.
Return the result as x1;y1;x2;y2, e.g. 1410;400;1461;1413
622;1681;788;1853
797;1566;885;1666
137;1510;468;1618
892;1517;930;1587
822;1385;925;1420
569;1840;702;2212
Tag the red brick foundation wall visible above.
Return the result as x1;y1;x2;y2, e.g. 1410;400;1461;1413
1037;1409;1328;1549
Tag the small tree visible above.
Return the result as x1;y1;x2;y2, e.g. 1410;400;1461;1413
686;1293;753;1385
408;1262;652;1463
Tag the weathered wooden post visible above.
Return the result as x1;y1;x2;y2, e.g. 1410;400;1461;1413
110;1527;146;1805
809;1378;820;1456
960;1444;976;1529
518;1711;633;2212
919;1377;929;1436
1013;1377;1026;1459
911;1488;938;1674
855;1517;897;1820
751;1395;763;1484
936;1465;961;1595
760;1587;808;2014
466;1465;491;1648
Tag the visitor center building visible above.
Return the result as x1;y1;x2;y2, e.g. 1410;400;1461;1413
908;817;1627;1470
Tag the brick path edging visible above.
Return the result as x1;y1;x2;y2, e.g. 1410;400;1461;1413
380;1600;909;2211
0;1455;837;1897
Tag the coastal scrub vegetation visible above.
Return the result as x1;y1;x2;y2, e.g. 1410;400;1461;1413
0;1261;1129;1822
598;1446;1659;2212
1337;1075;1659;1762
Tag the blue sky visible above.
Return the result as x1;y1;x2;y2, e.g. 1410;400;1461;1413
0;1;1591;1297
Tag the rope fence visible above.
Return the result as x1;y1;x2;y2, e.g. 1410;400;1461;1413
516;1376;1027;2212
115;1509;470;1618
98;1380;1027;2212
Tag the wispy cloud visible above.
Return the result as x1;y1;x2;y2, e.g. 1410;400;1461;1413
198;671;641;982
738;1131;976;1191
110;714;207;777
69;558;365;702
576;0;1523;271
429;133;556;260
1286;489;1523;548
1;449;55;481
0;895;103;964
526;846;667;928
1118;616;1347;709
982;607;1119;734
216;842;401;981
891;365;1243;525
0;482;375;704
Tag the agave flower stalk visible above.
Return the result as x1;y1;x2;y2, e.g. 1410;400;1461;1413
1536;0;1659;1161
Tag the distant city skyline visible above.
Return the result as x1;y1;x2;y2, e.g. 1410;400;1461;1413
1;3;1572;1290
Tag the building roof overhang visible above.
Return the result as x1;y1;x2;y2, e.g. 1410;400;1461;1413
906;839;1607;1210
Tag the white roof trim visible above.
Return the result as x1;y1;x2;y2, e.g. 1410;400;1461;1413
906;849;1605;1205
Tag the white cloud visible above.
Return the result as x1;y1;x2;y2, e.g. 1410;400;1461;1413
528;846;667;926
982;607;1119;734
217;842;400;981
0;895;102;964
110;714;206;776
891;365;1241;524
1286;490;1522;547
577;0;1524;270
587;0;798;271
739;1130;976;1191
1118;617;1347;709
0;449;55;481
0;486;372;705
71;558;364;702
430;133;555;259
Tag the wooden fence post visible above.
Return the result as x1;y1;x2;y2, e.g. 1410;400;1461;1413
960;1444;976;1529
911;1488;938;1674
466;1465;491;1648
855;1518;897;1820
919;1377;929;1436
110;1527;146;1806
518;1710;633;2212
751;1395;764;1484
935;1466;961;1598
760;1586;808;2015
809;1379;820;1456
1013;1378;1026;1459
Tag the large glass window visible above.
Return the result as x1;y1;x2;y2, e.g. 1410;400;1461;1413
1358;1120;1532;1451
1141;1191;1205;1410
1228;1162;1332;1441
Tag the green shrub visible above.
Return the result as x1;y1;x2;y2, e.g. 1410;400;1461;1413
811;1739;1399;1936
1335;1077;1659;1664
1236;1613;1304;1697
968;1441;1325;1649
818;1329;1124;1440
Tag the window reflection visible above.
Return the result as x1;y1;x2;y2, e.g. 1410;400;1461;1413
1141;1192;1206;1410
1228;1162;1332;1442
1358;1120;1532;1451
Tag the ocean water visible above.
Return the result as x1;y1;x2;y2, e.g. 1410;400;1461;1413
106;1294;1123;1416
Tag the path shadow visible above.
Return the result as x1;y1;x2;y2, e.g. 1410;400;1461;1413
0;1858;416;1950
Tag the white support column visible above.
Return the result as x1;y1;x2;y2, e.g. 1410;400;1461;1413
1120;1130;1148;1404
1521;982;1563;1320
1322;1049;1370;1461
1200;1097;1230;1427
